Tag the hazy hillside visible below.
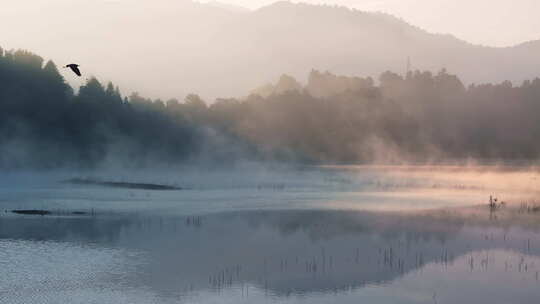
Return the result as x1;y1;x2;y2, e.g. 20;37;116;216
2;0;539;100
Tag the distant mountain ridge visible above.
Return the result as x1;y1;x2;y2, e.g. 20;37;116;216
203;1;250;12
1;0;538;99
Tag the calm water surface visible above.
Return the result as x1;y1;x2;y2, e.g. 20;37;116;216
1;166;540;303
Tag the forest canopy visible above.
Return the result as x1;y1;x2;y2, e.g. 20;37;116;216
1;47;539;168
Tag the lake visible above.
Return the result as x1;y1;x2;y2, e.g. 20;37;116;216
1;165;540;303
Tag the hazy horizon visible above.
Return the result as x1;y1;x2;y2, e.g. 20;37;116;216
3;0;540;102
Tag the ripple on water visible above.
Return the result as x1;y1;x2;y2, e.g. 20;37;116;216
0;239;163;304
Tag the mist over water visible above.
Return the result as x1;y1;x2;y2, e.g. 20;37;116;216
1;165;540;303
2;165;538;213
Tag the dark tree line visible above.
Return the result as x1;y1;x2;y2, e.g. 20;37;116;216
1;48;539;168
0;48;202;168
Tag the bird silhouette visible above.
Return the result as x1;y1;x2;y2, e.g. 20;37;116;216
64;64;81;76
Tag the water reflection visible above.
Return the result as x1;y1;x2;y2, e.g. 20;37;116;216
1;208;540;303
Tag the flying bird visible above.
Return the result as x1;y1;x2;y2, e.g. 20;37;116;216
64;64;81;76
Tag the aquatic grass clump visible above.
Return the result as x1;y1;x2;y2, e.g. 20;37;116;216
518;200;540;213
488;195;506;211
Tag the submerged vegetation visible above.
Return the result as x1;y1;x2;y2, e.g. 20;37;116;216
11;210;51;216
1;47;540;168
65;178;182;190
9;209;92;216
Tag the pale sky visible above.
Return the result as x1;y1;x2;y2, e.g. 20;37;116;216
3;0;540;47
201;0;540;47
